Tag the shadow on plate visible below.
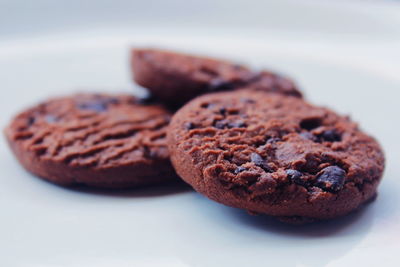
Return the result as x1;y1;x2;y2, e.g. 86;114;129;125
61;180;192;198
174;193;379;267
227;199;377;238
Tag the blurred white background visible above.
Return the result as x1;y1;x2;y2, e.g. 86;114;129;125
0;1;399;267
1;0;400;39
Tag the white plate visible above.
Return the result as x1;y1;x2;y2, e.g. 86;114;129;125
1;1;400;267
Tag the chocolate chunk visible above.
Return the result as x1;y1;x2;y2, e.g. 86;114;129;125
286;169;306;185
300;117;322;131
320;129;341;142
315;166;346;192
214;119;246;129
250;152;263;165
250;153;272;172
27;116;35;126
214;121;226;129
219;107;226;115
234;166;247;174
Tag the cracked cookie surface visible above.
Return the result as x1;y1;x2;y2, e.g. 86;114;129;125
168;90;385;221
131;48;301;108
5;93;178;188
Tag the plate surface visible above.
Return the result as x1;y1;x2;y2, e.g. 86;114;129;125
1;1;399;266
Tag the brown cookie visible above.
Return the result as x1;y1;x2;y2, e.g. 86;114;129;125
5;93;178;188
131;48;301;108
168;90;385;222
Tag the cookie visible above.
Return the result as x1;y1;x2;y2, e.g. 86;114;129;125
5;93;178;188
131;48;301;108
168;90;385;222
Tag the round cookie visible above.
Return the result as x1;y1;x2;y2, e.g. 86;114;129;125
5;93;178;188
131;48;301;108
168;90;385;222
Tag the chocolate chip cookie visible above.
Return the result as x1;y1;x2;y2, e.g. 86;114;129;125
5;93;178;188
131;48;301;108
168;90;385;222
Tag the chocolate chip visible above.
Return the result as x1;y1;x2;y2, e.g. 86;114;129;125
79;97;119;111
250;152;263;165
300;117;322;131
27;116;35;126
319;129;341;142
219;107;226;115
286;169;306;185
184;122;195;130
214;121;226;129
315;166;346;192
250;153;272;172
234;166;247;174
77;101;108;112
214;119;246;129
